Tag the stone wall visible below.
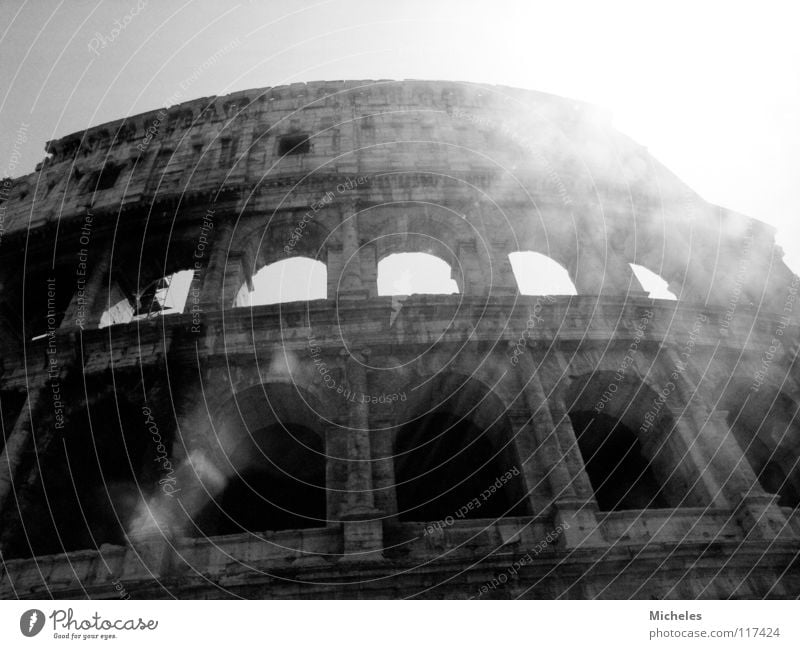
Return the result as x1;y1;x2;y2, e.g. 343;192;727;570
0;80;798;599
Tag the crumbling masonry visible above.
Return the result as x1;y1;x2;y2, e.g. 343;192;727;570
0;80;799;598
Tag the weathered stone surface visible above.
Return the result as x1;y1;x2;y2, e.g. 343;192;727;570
0;80;798;599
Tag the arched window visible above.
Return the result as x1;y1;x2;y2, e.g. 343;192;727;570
377;252;458;296
195;423;326;535
239;257;327;306
509;251;577;295
569;411;667;511
99;269;195;328
135;269;194;317
394;411;527;522
96;226;199;329
100;295;134;328
629;263;677;300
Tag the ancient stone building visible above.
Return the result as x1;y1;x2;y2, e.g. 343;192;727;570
0;80;798;598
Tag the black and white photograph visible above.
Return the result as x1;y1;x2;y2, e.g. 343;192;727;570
0;0;798;644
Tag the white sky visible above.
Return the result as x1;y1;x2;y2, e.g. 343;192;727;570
2;0;799;284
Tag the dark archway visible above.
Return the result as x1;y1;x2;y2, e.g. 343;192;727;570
721;386;800;508
196;423;326;535
569;411;667;511
12;384;156;558
395;411;526;521
192;382;331;538
564;371;699;509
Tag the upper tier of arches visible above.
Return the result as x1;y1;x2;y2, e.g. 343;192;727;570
0;203;792;349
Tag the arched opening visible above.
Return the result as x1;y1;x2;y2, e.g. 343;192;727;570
191;383;330;538
569;411;667;511
509;251;577;295
195;423;326;535
100;269;194;327
392;376;529;522
14;384;156;557
239;257;327;306
721;386;800;508
377;252;459;296
629;263;677;300
565;372;698;510
97;227;200;329
395;412;526;521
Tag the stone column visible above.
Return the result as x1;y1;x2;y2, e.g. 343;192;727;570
61;247;111;328
570;224;646;297
647;406;723;507
513;350;605;547
490;242;517;296
664;350;760;504
125;502;180;579
359;242;379;299
666;351;790;539
630;359;722;508
370;417;398;519
549;393;597;501
0;387;41;517
221;251;249;308
457;240;484;295
325;243;344;300
198;220;242;311
505;410;553;516
338;201;369;300
340;349;382;557
0;383;66;553
324;422;349;525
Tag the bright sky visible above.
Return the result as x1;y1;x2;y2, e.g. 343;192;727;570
2;0;799;294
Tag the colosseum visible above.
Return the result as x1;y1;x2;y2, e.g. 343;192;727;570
0;79;798;599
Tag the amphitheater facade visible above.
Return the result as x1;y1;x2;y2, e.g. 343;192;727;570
0;80;798;598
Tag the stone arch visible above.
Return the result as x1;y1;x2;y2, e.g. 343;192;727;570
0;234;82;340
617;204;737;303
232;212;334;305
717;379;800;508
102;222;202;326
358;205;488;295
241;256;327;306
14;376;158;557
200;356;338;429
192;382;330;536
629;263;678;300
509;250;577;295
377;252;459;296
506;210;577;279
244;211;333;269
392;373;530;522
564;371;698;510
496;206;609;295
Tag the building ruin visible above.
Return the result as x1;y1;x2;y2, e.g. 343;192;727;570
0;80;798;598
